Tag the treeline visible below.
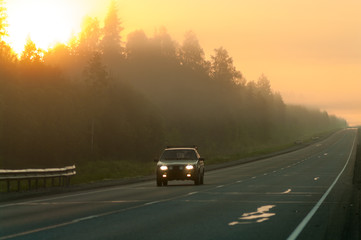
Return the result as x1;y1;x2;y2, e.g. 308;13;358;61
0;1;346;168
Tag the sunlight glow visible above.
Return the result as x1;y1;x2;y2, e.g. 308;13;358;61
5;0;84;54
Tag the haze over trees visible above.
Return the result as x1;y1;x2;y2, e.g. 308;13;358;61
0;1;347;168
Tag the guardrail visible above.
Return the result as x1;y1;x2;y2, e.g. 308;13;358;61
0;165;76;192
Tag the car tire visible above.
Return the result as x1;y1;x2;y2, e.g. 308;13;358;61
163;180;168;186
194;173;201;185
200;173;204;185
156;179;162;187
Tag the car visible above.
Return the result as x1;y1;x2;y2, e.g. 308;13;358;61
154;146;205;186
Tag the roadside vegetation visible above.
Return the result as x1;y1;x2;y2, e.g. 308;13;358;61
0;1;347;184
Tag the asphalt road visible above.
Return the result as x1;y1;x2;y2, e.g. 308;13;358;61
0;129;358;240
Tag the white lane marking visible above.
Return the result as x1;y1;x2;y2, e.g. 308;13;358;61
287;132;357;240
72;215;97;223
144;201;161;206
216;185;224;188
187;192;198;195
282;189;292;194
229;205;276;225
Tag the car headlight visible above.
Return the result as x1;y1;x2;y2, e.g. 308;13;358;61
185;165;194;170
160;166;168;171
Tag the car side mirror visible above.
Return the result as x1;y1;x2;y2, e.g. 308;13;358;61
154;159;159;163
199;158;205;161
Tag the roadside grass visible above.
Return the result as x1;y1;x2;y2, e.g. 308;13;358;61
205;142;296;165
71;160;155;185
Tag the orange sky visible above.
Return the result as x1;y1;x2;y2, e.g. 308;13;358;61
5;0;361;125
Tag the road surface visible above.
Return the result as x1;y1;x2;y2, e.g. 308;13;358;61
0;129;358;240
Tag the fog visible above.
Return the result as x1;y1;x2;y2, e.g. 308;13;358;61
0;2;347;168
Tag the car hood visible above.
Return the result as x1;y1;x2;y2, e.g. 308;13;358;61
157;160;198;166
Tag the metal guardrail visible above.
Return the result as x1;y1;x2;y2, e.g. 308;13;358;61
0;165;76;192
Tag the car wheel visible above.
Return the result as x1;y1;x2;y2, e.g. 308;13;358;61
156;179;162;187
200;173;204;185
163;180;168;186
194;173;200;185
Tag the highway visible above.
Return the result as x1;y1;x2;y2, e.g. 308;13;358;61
0;129;358;240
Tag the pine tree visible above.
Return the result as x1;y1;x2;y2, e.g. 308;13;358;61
101;0;124;62
83;52;109;92
78;16;101;57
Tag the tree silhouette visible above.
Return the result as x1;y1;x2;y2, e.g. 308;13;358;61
20;36;42;63
126;30;149;58
0;0;7;41
78;16;101;57
83;52;109;91
210;47;243;85
101;0;124;65
152;27;177;59
0;0;15;64
256;74;272;97
180;31;209;72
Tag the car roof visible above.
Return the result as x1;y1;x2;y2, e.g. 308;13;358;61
164;148;196;151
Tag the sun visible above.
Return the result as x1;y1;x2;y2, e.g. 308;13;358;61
5;0;84;55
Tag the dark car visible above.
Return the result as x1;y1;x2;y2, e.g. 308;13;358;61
154;146;205;186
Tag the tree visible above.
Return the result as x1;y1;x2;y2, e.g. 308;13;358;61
210;47;243;85
0;0;7;41
152;27;177;59
20;36;42;63
180;31;209;72
126;30;149;58
256;74;272;97
0;0;15;64
101;0;124;62
83;52;109;92
77;16;101;57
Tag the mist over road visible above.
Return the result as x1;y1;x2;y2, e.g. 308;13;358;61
0;129;357;240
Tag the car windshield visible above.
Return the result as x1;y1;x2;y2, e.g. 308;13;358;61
161;149;197;160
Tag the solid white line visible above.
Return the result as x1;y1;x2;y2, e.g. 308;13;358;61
144;201;161;205
287;131;356;240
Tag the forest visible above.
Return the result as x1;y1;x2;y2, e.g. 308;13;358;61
0;2;347;169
